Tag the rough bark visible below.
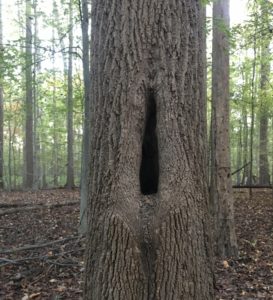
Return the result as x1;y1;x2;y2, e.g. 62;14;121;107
210;0;237;257
66;0;75;189
25;0;34;189
79;0;90;234
84;1;214;299
0;0;3;189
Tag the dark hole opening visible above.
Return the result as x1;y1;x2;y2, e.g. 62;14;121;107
139;90;159;195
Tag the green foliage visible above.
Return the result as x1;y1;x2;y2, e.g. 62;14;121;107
201;0;212;5
228;0;273;184
2;0;83;189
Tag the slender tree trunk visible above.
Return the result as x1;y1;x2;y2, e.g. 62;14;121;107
8;113;12;191
259;110;269;183
51;19;58;187
210;0;237;257
41;144;47;188
84;1;214;299
52;0;68;187
25;0;34;189
259;0;270;185
0;89;3;190
236;120;242;185
271;118;273;194
16;0;24;189
66;0;74;189
12;124;16;188
249;16;258;196
242;106;248;184
33;0;41;189
79;0;90;233
12;137;16;188
0;0;4;189
52;74;58;186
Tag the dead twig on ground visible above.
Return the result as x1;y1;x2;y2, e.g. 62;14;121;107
0;248;84;267
0;236;82;254
0;201;79;216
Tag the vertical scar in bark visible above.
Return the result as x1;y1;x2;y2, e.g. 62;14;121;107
139;88;158;299
139;89;159;195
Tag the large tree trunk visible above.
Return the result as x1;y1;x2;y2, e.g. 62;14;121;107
25;0;34;189
210;0;237;257
79;0;90;234
84;1;214;299
65;0;74;189
0;0;3;189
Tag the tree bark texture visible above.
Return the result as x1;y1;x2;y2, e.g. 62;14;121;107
84;1;214;299
25;0;34;189
0;0;3;189
210;0;237;257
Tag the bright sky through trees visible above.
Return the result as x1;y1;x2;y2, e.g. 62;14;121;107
3;0;248;43
1;0;248;77
230;0;248;25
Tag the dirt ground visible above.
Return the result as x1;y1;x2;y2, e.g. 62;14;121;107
1;188;273;299
216;189;273;299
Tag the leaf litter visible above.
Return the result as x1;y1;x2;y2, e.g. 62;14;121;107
1;188;273;299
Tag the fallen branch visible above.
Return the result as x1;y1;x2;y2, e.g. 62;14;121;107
0;236;81;254
0;203;30;209
0;201;79;216
0;248;84;267
233;185;272;189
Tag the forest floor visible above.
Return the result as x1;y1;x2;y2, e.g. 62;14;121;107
0;189;273;299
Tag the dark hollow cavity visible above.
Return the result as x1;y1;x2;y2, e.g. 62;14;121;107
139;90;159;195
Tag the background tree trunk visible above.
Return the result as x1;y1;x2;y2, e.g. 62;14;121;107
249;11;258;196
79;0;90;234
210;0;237;257
236;120;242;185
242;105;249;184
84;1;214;299
33;0;41;189
25;0;34;189
65;0;74;189
51;8;59;187
258;0;270;185
0;0;3;189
